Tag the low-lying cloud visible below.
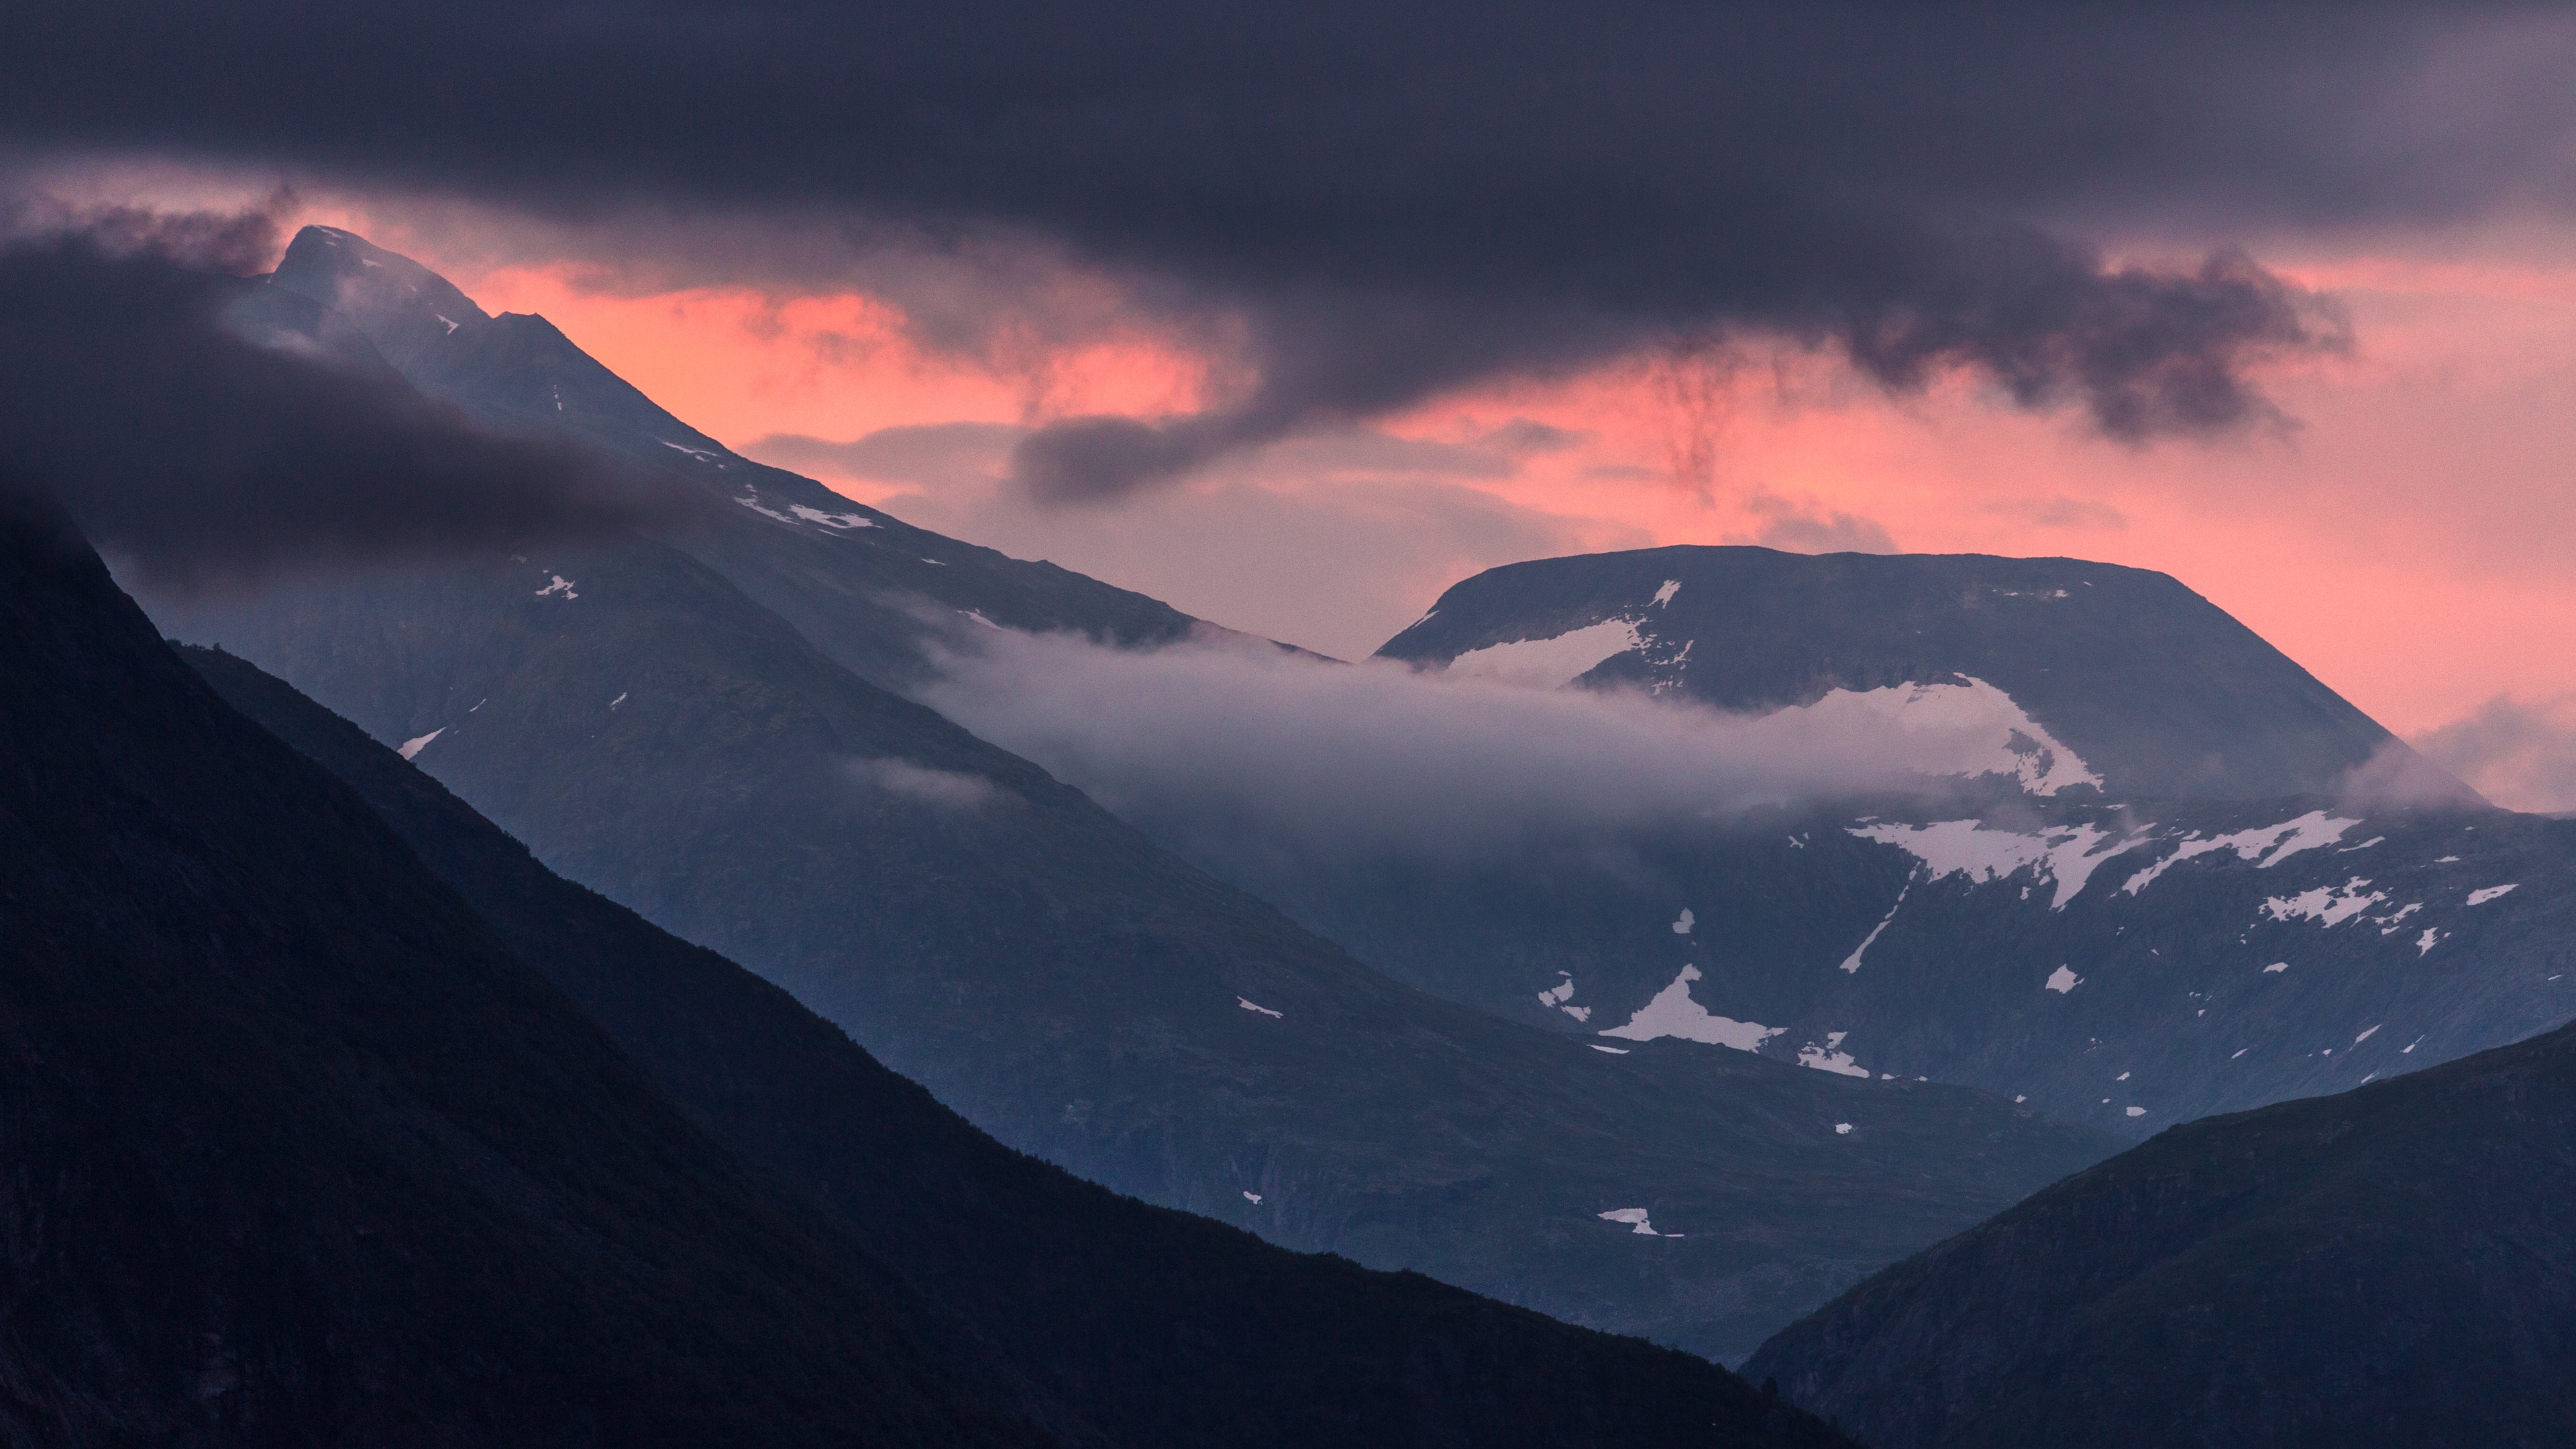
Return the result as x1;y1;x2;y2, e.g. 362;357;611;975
2412;695;2576;815
0;209;680;588
920;629;2026;874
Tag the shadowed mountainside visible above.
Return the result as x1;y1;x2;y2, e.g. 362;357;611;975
186;641;1854;1449
0;498;1061;1448
1744;1012;2576;1448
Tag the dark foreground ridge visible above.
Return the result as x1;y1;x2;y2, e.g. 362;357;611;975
1744;1012;2576;1449
186;642;1853;1448
0;499;1054;1446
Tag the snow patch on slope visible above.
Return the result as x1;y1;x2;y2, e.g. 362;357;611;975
1599;965;1782;1051
1799;1031;1870;1077
2121;810;2361;896
1839;881;1910;972
788;503;877;529
1849;820;2134;909
1444;618;1644;688
1781;676;2101;796
2263;877;2387;928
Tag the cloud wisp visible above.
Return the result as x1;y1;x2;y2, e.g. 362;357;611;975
9;2;2543;496
0;209;682;588
920;629;2029;874
2412;695;2576;815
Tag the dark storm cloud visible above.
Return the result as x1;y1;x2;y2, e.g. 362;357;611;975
6;3;2566;498
0;211;676;587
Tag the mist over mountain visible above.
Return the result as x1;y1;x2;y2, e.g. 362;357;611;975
1376;546;2461;802
916;546;2568;1140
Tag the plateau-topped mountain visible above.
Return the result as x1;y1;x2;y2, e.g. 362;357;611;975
1743;1014;2576;1448
145;227;2123;1362
182;643;1849;1449
1104;547;2566;1141
0;499;1056;1447
1376;545;2449;801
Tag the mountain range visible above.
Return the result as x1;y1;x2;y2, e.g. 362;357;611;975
140;225;2120;1364
29;219;2576;1444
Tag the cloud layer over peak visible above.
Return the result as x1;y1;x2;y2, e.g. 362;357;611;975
11;2;2555;495
0;210;677;586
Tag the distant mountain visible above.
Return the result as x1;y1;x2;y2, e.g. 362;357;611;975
1743;1015;2576;1448
147;226;2123;1362
1124;547;2562;1140
0;499;1055;1447
269;225;1211;687
1377;545;2448;800
184;642;1854;1449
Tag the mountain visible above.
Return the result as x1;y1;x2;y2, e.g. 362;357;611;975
1034;547;2559;1141
144;225;2125;1362
1185;784;2575;1139
183;642;1854;1449
268;224;1208;688
1376;545;2441;800
0;498;1061;1447
1741;1015;2576;1448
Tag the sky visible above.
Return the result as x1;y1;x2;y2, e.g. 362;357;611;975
3;1;2573;804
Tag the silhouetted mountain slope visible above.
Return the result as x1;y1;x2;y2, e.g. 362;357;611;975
1743;1013;2576;1448
1377;545;2433;800
0;502;1053;1448
186;645;1856;1449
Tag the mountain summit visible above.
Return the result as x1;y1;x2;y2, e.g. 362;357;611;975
1377;545;2458;802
